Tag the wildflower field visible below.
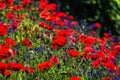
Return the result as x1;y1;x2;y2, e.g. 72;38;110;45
0;0;120;80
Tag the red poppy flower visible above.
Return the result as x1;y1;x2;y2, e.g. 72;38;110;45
0;44;16;60
0;25;7;36
90;30;96;34
3;70;11;77
104;32;109;37
6;0;14;7
44;25;54;30
8;62;24;71
91;60;101;68
40;0;48;3
67;49;79;58
4;38;16;46
80;36;96;47
97;51;106;61
39;21;46;27
39;3;47;10
56;36;67;46
84;47;93;53
39;10;51;20
24;67;34;74
6;13;15;20
46;3;57;11
71;21;78;25
69;15;74;20
94;22;101;28
69;76;81;80
38;61;52;71
101;77;112;80
98;38;107;45
56;20;64;27
57;30;69;36
52;36;67;49
0;44;10;60
13;5;22;11
22;39;32;48
39;0;48;10
0;2;6;10
107;53;115;61
114;45;120;51
57;12;67;18
89;54;98;60
103;61;118;71
0;62;8;73
21;0;31;5
50;56;58;65
6;0;14;4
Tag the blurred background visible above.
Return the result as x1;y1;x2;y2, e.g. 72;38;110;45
50;0;120;38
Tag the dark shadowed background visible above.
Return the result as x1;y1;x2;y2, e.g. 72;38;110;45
50;0;120;38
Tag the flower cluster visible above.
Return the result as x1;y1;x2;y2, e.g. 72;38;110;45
0;0;119;80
